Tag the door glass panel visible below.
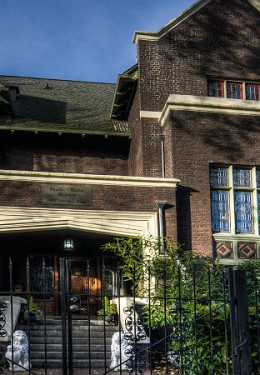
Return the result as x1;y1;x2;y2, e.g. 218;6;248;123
31;257;53;298
104;270;116;297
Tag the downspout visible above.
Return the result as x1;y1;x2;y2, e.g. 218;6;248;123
160;135;165;178
156;200;167;252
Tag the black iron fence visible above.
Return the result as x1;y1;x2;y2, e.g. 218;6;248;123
0;256;259;375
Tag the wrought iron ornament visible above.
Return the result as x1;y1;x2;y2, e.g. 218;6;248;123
0;299;8;373
124;304;147;374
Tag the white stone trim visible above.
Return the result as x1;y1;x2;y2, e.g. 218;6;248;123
160;95;260;125
0;206;158;237
0;170;179;188
248;0;260;11
213;233;260;242
140;111;161;119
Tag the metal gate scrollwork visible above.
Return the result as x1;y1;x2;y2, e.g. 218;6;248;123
0;299;8;374
167;305;192;372
124;304;147;374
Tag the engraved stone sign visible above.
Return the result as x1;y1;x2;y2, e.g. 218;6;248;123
42;184;92;205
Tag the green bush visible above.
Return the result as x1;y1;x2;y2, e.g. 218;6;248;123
102;236;260;374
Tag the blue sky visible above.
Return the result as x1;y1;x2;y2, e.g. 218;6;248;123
1;0;195;83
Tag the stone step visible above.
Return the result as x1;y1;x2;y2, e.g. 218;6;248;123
27;331;116;340
30;337;111;350
28;328;115;336
29;351;111;360
18;318;117;368
30;359;112;368
30;343;112;352
29;337;113;345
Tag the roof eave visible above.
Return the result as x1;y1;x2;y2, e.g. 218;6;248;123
0;126;132;138
110;65;138;121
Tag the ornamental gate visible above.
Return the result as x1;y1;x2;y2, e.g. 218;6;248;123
0;257;259;375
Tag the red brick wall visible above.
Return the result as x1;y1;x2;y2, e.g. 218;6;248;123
164;110;260;255
138;0;260;111
133;0;260;253
0;179;177;238
0;132;129;176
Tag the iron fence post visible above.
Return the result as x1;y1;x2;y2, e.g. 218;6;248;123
229;268;252;375
59;258;68;375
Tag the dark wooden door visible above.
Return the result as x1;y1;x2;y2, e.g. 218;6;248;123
70;258;101;314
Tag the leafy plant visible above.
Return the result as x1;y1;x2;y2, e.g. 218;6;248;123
97;296;117;317
23;296;43;320
102;235;260;374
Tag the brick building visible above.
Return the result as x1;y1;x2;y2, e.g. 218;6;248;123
0;0;259;314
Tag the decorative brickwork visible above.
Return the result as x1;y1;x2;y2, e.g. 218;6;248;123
238;243;257;259
216;242;233;259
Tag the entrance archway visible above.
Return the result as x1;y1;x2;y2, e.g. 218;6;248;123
0;206;158;315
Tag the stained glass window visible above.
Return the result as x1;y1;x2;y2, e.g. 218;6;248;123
234;192;253;233
233;168;251;187
211;191;230;232
210;167;228;187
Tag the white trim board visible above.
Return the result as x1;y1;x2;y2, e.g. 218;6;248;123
160;95;260;125
0;206;158;237
0;170;179;188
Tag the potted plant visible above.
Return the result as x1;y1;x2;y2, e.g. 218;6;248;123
22;296;43;323
97;296;118;324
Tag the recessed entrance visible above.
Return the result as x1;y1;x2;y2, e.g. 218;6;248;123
0;231;122;316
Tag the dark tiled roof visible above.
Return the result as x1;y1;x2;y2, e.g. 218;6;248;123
0;76;130;136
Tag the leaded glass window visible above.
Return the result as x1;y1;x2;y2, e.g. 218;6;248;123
234;192;253;233
233;168;251;187
246;84;259;100
210;166;260;235
257;169;260;188
208;80;260;101
208;81;223;97
211;191;230;232
210;167;228;187
227;82;242;99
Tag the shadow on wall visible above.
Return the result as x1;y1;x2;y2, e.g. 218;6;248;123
176;185;199;250
171;111;259;162
163;0;260;83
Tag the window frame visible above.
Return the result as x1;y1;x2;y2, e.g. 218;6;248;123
210;165;260;236
208;80;260;101
246;83;260;100
226;82;243;99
